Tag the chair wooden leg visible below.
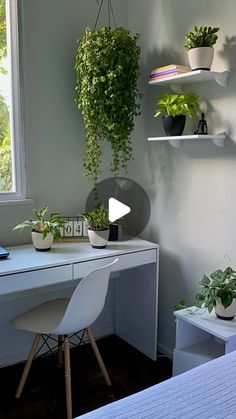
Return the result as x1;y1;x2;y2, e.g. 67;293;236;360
58;335;64;368
86;327;112;386
64;336;72;419
15;333;41;398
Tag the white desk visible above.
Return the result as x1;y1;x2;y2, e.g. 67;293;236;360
0;238;159;366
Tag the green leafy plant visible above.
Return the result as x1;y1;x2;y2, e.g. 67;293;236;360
154;92;199;118
75;26;141;184
80;205;110;231
184;26;220;50
13;206;66;239
195;267;236;313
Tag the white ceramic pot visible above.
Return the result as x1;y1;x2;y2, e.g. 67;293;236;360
31;231;54;251
188;47;214;71
215;297;236;320
88;229;109;249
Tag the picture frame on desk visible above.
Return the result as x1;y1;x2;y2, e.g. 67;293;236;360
57;216;89;242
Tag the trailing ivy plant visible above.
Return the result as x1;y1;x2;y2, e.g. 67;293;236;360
75;26;141;184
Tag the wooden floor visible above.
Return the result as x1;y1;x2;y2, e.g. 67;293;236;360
0;335;172;419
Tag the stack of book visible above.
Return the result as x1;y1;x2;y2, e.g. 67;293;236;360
149;64;191;81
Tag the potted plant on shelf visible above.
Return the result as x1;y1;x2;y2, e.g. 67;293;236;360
13;206;66;251
184;25;220;71
80;205;110;249
154;92;199;136
195;266;236;320
75;26;141;185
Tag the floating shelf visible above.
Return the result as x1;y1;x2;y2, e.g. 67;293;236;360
149;70;229;92
148;134;225;148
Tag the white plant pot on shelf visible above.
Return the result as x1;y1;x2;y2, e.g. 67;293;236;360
88;229;109;249
188;47;214;71
215;298;236;320
31;231;54;251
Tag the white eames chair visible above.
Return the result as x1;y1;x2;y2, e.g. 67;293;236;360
11;258;118;419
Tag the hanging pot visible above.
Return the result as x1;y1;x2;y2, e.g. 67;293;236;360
88;229;109;249
162;115;186;136
31;231;54;251
214;297;236;320
188;47;214;71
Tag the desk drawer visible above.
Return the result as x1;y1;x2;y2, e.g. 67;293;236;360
73;249;157;279
0;265;72;295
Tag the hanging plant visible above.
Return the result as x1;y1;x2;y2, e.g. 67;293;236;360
75;26;141;184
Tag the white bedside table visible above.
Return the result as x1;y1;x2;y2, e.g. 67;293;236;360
173;306;236;376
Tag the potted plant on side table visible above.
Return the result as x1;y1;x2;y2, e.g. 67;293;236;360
195;266;236;320
184;25;220;71
13;206;66;251
154;92;199;136
81;205;110;249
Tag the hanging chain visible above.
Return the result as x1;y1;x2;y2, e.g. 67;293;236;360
94;0;104;29
108;0;110;28
109;0;117;28
94;0;117;30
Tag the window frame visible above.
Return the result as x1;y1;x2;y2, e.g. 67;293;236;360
0;0;26;202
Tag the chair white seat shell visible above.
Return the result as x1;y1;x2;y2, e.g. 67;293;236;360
11;258;118;419
11;298;69;334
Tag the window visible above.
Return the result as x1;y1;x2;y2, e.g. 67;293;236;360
0;0;25;201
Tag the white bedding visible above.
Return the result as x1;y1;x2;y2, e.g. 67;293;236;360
77;351;236;419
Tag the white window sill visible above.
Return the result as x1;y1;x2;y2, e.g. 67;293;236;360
0;198;35;207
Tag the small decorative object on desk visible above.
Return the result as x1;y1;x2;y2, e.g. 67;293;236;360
58;216;89;242
194;112;208;135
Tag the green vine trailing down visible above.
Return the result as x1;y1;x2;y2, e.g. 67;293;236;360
75;26;141;184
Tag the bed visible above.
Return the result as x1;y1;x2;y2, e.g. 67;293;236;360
77;351;236;418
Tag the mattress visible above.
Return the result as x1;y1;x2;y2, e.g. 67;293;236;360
77;351;236;418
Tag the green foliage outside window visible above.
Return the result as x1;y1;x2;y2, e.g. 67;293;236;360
0;0;12;192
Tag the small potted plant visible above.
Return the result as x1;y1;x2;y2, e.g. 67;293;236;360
80;205;110;249
154;92;199;136
184;25;220;71
195;266;236;320
13;206;66;251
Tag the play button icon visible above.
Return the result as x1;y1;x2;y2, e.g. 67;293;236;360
109;198;131;223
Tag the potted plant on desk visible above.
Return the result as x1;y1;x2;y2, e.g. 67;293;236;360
154;92;199;136
184;25;220;71
195;266;236;320
13;206;66;251
81;205;110;249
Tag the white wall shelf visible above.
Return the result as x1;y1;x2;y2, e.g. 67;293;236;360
148;134;225;148
149;70;229;92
